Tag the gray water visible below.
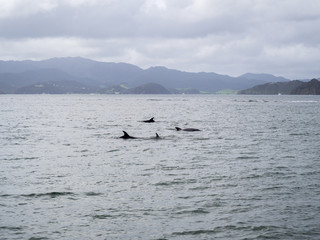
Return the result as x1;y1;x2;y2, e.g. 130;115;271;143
0;94;319;240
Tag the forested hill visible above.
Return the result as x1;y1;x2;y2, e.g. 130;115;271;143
238;79;320;95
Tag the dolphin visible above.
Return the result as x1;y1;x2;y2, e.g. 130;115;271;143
142;117;155;123
120;131;161;139
175;127;201;132
120;131;136;139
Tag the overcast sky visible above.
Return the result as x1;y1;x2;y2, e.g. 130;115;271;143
0;0;319;79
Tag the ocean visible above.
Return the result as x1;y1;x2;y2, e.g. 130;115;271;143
0;94;319;240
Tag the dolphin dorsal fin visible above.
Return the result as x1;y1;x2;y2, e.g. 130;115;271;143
123;131;129;137
156;133;159;138
175;127;181;131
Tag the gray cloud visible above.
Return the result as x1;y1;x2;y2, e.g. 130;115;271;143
0;0;319;79
0;1;247;38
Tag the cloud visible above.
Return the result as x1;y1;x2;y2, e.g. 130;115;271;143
0;37;97;60
0;0;58;18
1;0;319;40
0;0;319;79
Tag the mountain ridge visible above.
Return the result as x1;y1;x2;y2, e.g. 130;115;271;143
0;57;299;94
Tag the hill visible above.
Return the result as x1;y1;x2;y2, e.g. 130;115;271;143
238;73;289;83
15;80;98;94
238;79;320;95
238;81;302;95
125;83;170;94
291;79;320;95
7;79;170;95
0;68;94;93
0;57;292;94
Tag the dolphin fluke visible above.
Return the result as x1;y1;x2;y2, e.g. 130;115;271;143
120;131;136;139
142;117;155;123
175;127;201;132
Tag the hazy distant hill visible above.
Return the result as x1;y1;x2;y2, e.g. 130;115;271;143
0;57;142;85
0;57;292;94
134;66;247;92
238;73;289;82
0;57;143;90
125;83;170;94
0;68;95;93
238;79;320;95
15;80;98;94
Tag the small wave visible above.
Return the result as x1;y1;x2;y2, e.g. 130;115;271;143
251;225;281;231
300;170;319;176
85;192;103;196
0;226;24;232
21;191;75;198
289;132;310;136
262;186;283;191
283;155;295;159
28;237;49;240
243;174;262;179
107;149;120;153
4;157;38;161
194;137;210;140
147;99;163;101
172;229;217;236
157;165;187;171
0;194;11;198
236;156;258;160
154;181;176;186
154;179;197;186
175;208;210;215
172;224;282;237
188;186;211;191
92;214;113;219
91;211;135;219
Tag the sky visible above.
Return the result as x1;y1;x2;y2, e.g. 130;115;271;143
0;0;319;79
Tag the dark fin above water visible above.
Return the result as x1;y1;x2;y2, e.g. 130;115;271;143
142;117;155;123
120;131;136;139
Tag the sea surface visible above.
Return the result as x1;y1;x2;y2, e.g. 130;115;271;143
0;94;319;240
